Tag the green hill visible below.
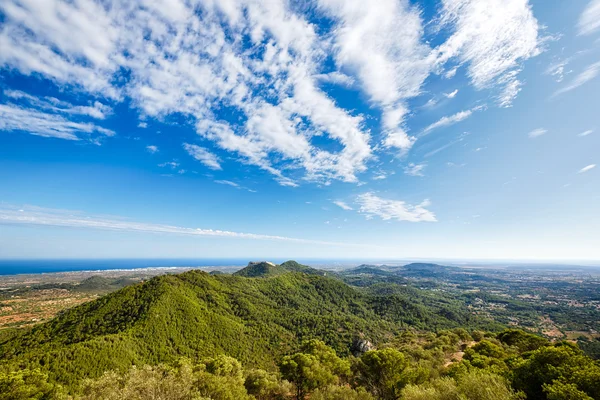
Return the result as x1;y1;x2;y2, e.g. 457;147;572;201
0;270;400;386
0;264;498;388
75;275;139;291
234;260;327;277
2;264;599;400
344;265;394;276
396;262;459;278
233;261;288;277
279;260;327;276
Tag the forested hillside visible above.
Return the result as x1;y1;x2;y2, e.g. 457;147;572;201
1;262;599;399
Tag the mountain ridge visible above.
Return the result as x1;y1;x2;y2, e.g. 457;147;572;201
233;260;327;277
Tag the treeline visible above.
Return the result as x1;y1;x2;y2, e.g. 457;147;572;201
2;329;599;399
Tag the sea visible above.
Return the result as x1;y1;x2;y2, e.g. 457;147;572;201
0;259;256;276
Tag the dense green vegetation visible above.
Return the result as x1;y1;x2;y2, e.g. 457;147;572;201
1;261;599;399
2;330;599;399
233;261;327;278
0;265;395;386
233;262;289;278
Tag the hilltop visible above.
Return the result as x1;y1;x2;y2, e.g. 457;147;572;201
233;261;288;277
233;260;327;277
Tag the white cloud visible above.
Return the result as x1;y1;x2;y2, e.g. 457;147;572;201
215;180;240;188
0;0;119;97
435;0;543;107
404;163;426;177
356;192;436;222
314;71;355;87
4;90;112;119
0;0;544;179
548;65;566;83
578;130;594;137
317;0;432;153
0;103;114;141
444;89;459;98
146;145;158;154
0;204;349;246
183;143;222;171
578;0;600;35
422;107;481;135
425;142;457;158
528;128;547;138
0;0;372;186
333;201;353;211
214;180;255;192
578;164;596;173
554;61;600;96
496;73;523;108
546;59;572;83
445;67;458;79
158;161;180;169
423;98;438;108
0;90;113;142
138;122;148;128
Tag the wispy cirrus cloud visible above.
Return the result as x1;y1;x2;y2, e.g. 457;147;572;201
422;106;483;136
183;143;222;171
546;58;572;83
158;161;180;169
435;0;543;107
404;163;427;177
0;205;352;246
0;103;114;141
578;130;594;137
528;128;547;138
356;192;436;222
444;89;459;99
0;89;114;142
4;90;112;119
214;180;256;193
333;201;353;211
578;0;600;36
578;164;596;174
215;180;240;188
553;61;600;97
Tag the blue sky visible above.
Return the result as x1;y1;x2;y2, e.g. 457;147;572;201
0;0;599;261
